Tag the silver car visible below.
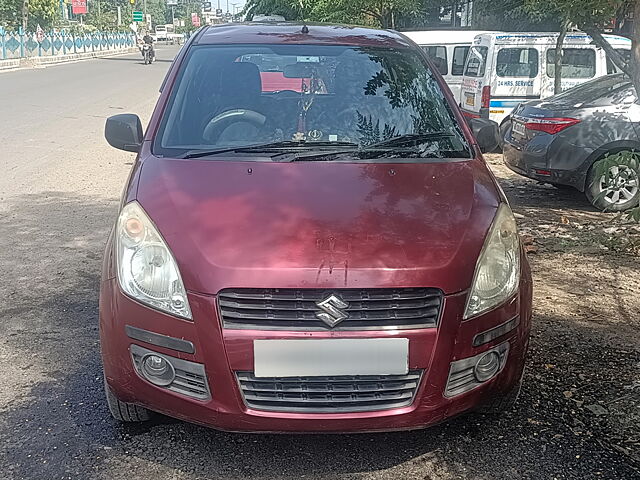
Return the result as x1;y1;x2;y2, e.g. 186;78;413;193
503;74;639;211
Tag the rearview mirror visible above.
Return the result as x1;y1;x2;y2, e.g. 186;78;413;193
105;114;143;152
468;117;499;153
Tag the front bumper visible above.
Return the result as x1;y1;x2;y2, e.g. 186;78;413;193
100;268;532;433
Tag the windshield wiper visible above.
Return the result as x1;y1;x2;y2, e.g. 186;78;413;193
181;140;358;159
361;132;455;150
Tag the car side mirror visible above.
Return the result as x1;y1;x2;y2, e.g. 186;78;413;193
468;117;499;153
105;114;143;152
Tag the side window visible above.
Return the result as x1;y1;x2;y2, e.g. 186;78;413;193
608;48;631;73
464;46;488;77
496;48;539;78
422;45;448;75
546;48;596;78
451;46;470;76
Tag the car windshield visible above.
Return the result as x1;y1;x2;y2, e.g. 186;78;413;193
154;44;470;159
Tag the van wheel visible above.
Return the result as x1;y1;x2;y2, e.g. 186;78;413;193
586;156;640;212
104;377;152;422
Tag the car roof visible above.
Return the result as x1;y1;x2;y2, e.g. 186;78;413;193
196;22;414;48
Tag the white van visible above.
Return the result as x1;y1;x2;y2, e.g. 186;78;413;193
403;30;495;101
459;32;632;127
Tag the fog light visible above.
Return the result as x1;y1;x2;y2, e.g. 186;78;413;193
474;351;501;382
140;354;175;386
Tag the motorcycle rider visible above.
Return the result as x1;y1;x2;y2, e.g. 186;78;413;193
139;30;155;61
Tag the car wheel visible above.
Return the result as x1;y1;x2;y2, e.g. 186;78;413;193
586;156;640;212
104;376;152;422
477;378;522;414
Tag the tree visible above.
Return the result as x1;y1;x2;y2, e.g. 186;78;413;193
27;0;57;29
243;0;421;29
0;0;22;28
523;0;638;94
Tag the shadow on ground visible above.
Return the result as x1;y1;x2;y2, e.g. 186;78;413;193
0;190;638;479
98;56;173;64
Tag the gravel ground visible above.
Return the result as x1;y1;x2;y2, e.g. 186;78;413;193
0;51;638;479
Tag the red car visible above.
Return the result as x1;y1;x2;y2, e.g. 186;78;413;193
101;23;532;433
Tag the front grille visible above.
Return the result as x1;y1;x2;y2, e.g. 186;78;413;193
218;288;442;330
236;371;423;413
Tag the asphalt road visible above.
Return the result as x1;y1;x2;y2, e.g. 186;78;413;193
0;47;638;480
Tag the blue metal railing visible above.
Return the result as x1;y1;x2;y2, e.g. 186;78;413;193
0;31;136;60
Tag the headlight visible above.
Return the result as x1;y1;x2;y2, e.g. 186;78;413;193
116;201;192;319
463;204;520;319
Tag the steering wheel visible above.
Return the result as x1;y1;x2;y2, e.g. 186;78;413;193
203;109;267;142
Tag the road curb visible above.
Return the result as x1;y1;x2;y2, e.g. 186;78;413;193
0;47;140;72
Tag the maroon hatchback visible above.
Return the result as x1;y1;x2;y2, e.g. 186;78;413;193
101;23;532;432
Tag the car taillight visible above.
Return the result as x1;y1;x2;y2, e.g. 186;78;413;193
481;86;491;109
524;117;581;135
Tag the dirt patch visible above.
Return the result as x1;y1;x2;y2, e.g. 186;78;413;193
486;153;640;469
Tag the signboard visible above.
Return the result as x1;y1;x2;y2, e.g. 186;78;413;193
35;25;44;43
132;11;143;21
191;13;201;27
167;0;178;5
203;2;211;11
71;0;87;15
216;8;222;15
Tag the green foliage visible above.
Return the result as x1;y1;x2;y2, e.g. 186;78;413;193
28;0;58;30
244;0;422;28
0;0;21;28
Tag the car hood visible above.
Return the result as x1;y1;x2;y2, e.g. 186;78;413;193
136;157;500;295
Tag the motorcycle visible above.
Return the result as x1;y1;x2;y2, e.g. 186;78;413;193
142;44;154;65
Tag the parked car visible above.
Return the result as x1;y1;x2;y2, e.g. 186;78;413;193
101;23;532;433
460;32;632;132
503;74;639;211
403;30;496;102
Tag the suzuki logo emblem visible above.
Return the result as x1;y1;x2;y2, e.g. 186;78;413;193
315;294;350;328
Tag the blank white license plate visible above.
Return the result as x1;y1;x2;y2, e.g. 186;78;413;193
253;338;409;378
512;119;526;136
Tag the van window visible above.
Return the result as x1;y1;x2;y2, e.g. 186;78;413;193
496;48;538;78
464;46;488;77
422;46;448;75
607;49;631;74
451;46;469;76
546;48;596;78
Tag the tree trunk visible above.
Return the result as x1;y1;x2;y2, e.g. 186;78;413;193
554;19;569;94
632;0;640;96
22;0;28;31
582;24;631;76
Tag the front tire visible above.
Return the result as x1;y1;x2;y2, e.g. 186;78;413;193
104;377;152;422
586;156;640;212
478;378;522;414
